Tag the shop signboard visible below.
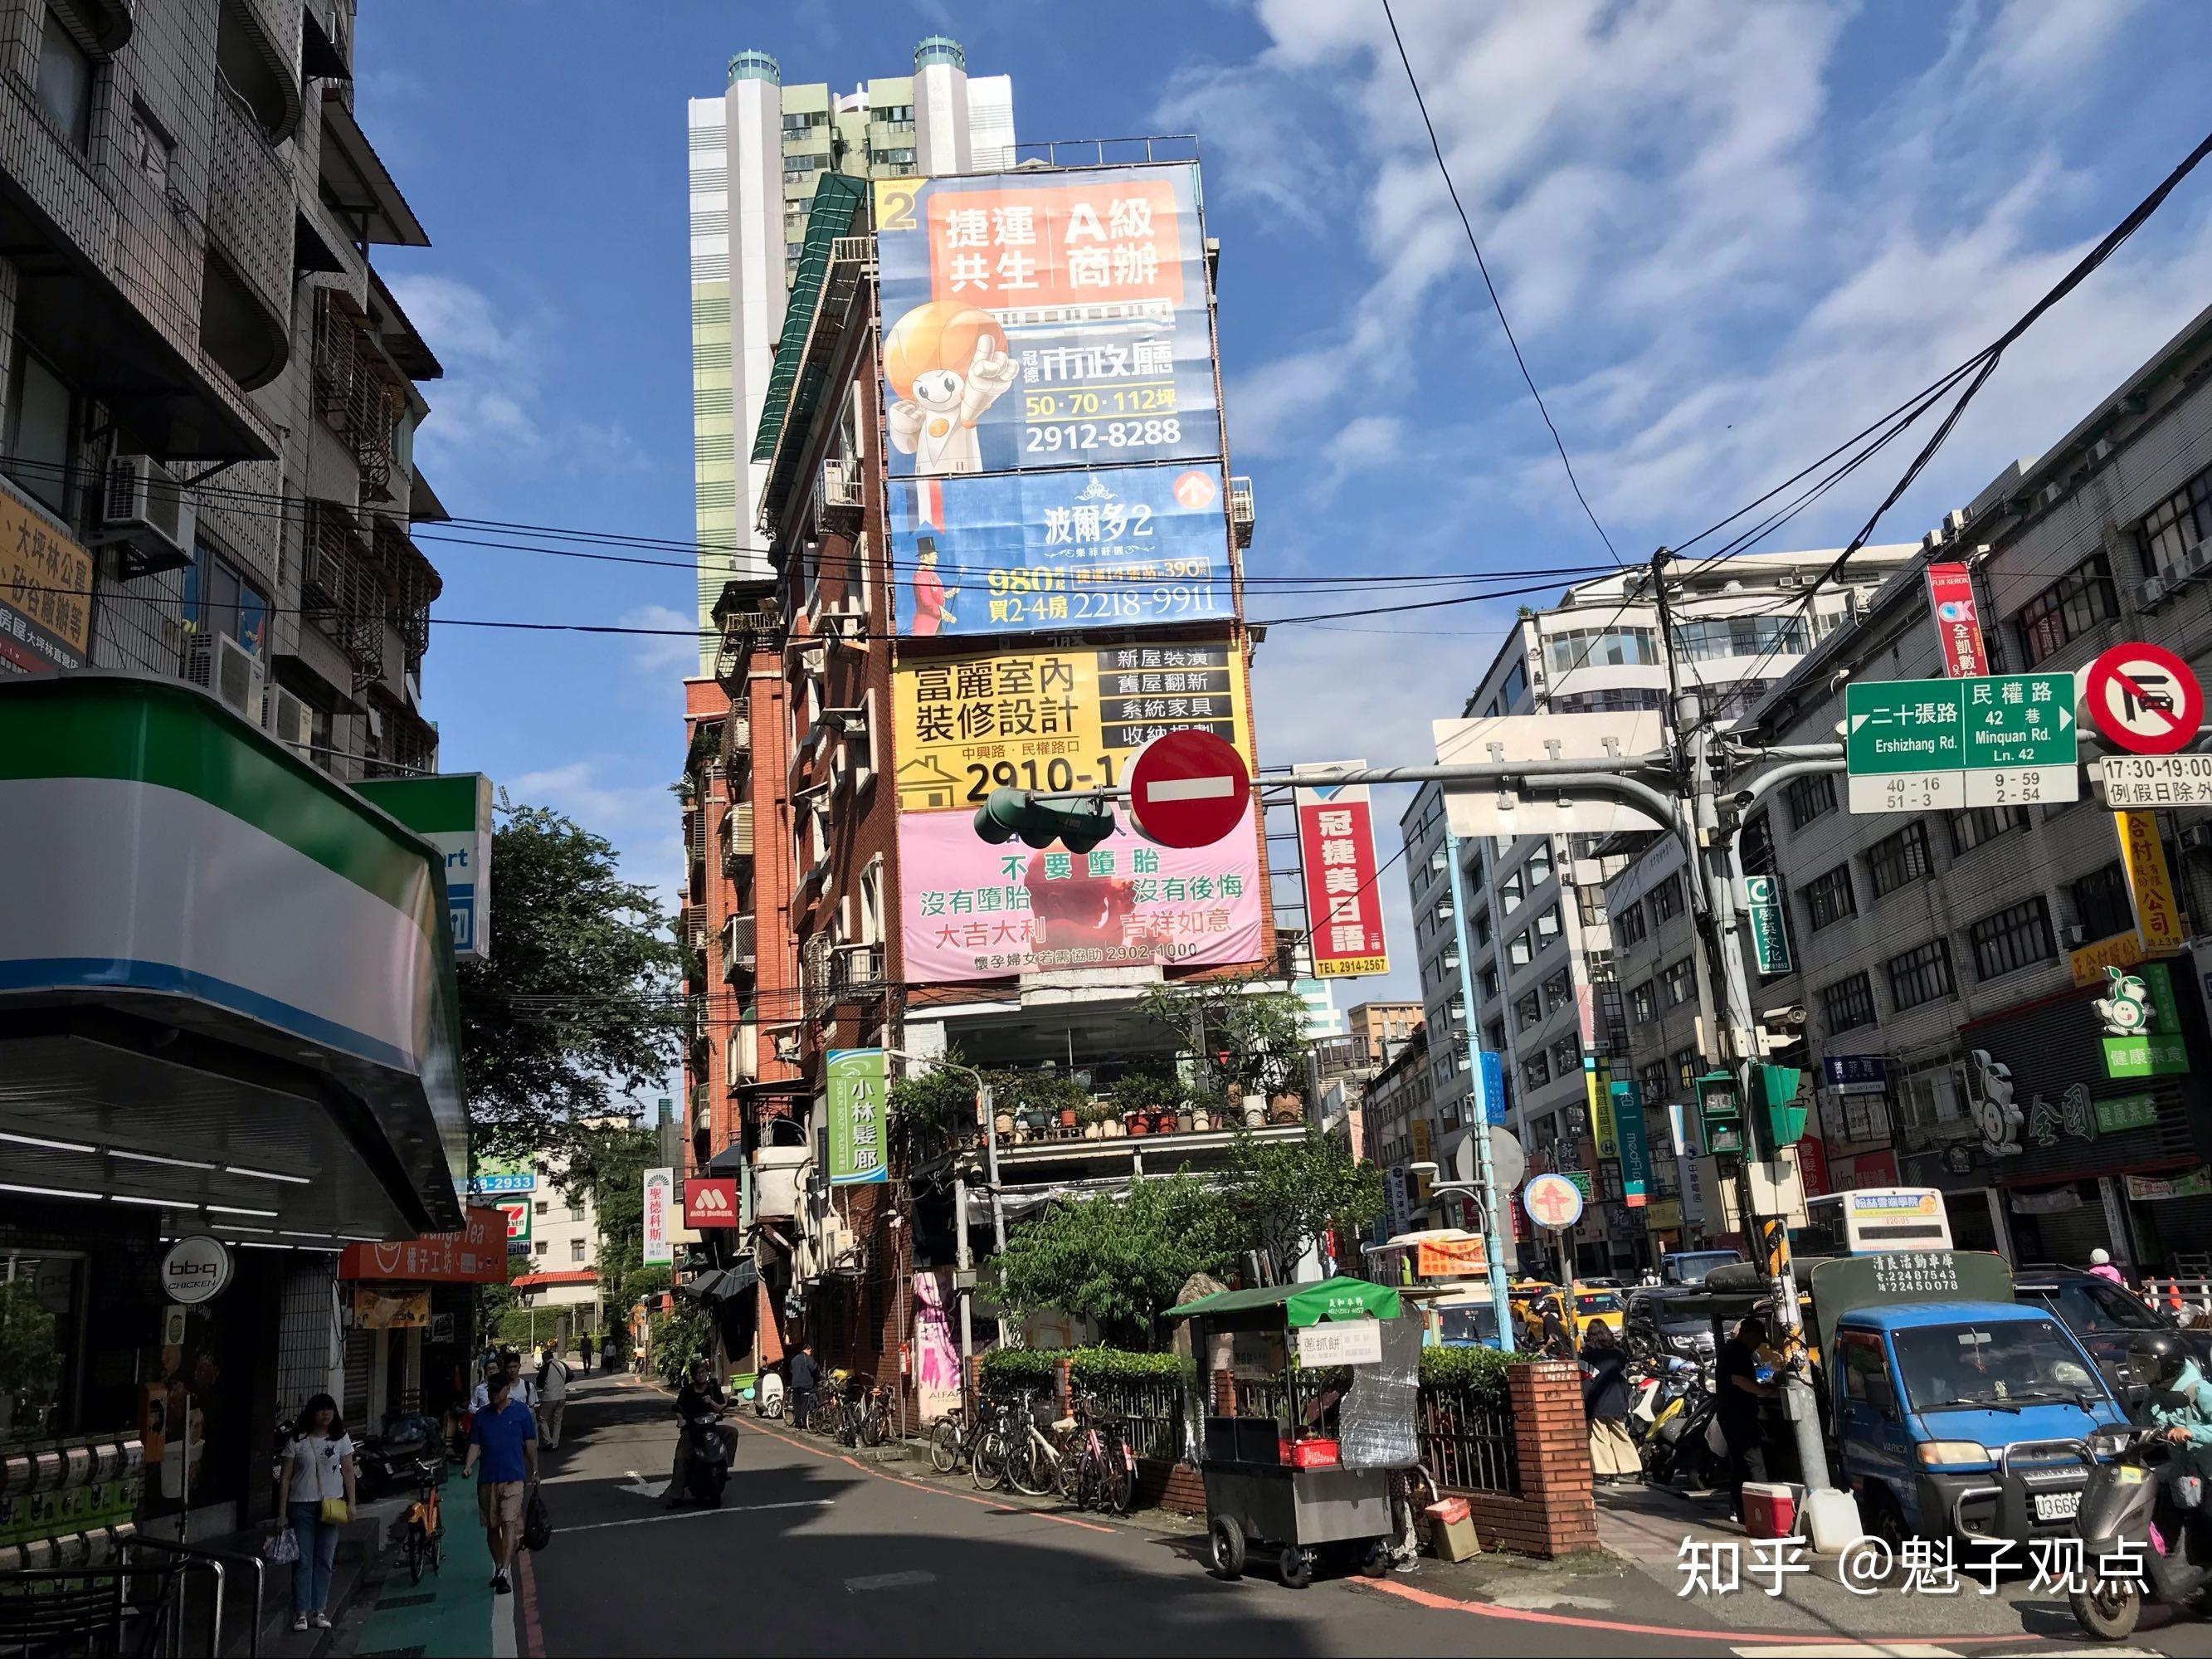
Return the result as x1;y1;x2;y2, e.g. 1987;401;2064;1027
1591;1066;1618;1161
0;486;93;671
339;1208;509;1284
1294;764;1388;978
355;773;495;961
499;1200;531;1256
827;1048;890;1187
2118;809;2185;953
898;803;1262;983
1820;1055;1887;1095
892;637;1249;813
160;1236;232;1305
2127;1167;2212;1202
683;1178;742;1228
1609;1081;1653;1208
872;164;1219;479
1924;562;1990;677
889;465;1230;638
1744;874;1791;974
641;1169;674;1266
352;1286;431;1330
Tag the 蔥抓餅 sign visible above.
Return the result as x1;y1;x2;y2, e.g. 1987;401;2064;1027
355;773;495;961
872;165;1220;479
889;465;1231;639
1293;764;1388;978
891;637;1250;814
828;1049;889;1187
897;803;1262;984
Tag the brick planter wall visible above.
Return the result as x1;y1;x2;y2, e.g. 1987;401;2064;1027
1136;1457;1207;1516
1452;1361;1596;1559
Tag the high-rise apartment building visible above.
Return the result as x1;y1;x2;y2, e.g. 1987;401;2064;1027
1396;549;1917;1272
685;40;1016;655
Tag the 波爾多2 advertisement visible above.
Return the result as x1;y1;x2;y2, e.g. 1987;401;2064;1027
889;464;1230;638
872;164;1219;478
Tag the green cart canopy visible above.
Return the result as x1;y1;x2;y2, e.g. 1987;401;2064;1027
1167;1276;1401;1329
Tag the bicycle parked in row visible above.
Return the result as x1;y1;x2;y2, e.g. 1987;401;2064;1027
1062;1393;1136;1517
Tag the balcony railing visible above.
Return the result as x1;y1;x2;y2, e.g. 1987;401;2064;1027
831;942;886;996
301;500;384;689
720;700;751;770
818;457;860;527
1229;476;1255;548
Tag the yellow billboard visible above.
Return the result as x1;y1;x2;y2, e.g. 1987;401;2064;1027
892;636;1250;814
2119;809;2184;951
0;490;93;671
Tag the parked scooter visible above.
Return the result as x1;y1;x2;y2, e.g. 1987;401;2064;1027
2070;1426;2212;1640
353;1413;448;1500
752;1368;786;1419
1643;1371;1721;1490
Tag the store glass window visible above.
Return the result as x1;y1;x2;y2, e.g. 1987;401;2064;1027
183;547;270;656
0;1247;85;1443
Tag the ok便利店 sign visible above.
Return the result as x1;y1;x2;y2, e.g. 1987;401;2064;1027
1293;764;1390;978
1844;673;2078;812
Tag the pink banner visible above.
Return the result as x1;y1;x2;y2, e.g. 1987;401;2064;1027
899;803;1264;984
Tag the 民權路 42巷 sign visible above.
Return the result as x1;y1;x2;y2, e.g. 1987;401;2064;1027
1844;674;2077;812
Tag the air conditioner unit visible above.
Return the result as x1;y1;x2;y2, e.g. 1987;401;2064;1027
265;684;313;759
1776;570;1805;589
187;632;264;721
2182;538;2212;579
101;454;194;576
773;1033;801;1063
2141;575;2171;611
823;612;865;647
2180;823;2212;855
2091;438;2114;463
2063;924;2089;948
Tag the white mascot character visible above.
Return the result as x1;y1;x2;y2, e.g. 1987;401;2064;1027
883;301;1018;476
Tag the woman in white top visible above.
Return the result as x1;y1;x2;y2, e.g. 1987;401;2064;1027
275;1394;357;1632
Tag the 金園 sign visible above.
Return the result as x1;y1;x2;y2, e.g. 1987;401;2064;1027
1844;673;2078;812
873;166;1219;479
356;774;495;961
641;1169;675;1265
891;637;1249;813
889;465;1230;638
0;487;94;672
1294;765;1389;978
828;1049;890;1186
1743;874;1791;974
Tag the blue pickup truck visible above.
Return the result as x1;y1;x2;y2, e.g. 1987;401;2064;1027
1812;1254;2132;1545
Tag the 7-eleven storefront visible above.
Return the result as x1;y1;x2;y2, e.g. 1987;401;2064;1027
0;674;468;1546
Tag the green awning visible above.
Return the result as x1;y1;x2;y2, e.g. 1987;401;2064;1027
749;170;866;467
1167;1276;1401;1328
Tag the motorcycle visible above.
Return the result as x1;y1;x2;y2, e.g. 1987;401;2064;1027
676;1410;733;1508
2069;1427;2212;1641
1643;1372;1722;1490
353;1413;448;1500
752;1369;786;1419
1629;1355;1699;1442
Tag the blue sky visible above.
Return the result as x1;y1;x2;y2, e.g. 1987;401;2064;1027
358;0;2212;1010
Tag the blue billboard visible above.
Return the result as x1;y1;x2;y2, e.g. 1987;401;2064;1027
889;464;1230;638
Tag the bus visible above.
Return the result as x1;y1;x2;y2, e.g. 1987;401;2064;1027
1795;1187;1953;1257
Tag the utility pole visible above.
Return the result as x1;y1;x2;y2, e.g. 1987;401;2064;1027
1648;548;1850;1549
1444;832;1518;1356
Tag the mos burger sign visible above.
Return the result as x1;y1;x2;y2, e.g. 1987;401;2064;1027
684;1178;741;1229
161;1235;234;1305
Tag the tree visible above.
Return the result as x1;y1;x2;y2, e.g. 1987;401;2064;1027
1222;1127;1384;1283
557;1122;669;1320
992;1175;1236;1347
1140;973;1310;1101
457;802;684;1164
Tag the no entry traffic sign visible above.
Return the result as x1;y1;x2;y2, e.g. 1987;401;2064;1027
1127;729;1250;848
2086;642;2202;756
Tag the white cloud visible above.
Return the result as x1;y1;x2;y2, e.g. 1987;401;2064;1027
621;604;705;678
1217;0;2198;544
507;760;675;834
387;274;646;477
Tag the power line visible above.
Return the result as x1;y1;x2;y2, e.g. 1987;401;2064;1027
1381;0;1624;570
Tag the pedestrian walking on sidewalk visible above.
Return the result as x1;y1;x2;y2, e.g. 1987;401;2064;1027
578;1335;592;1377
275;1393;356;1633
464;1372;538;1596
471;1349;538;1414
1717;1315;1777;1522
602;1333;619;1374
538;1345;573;1449
1581;1324;1639;1483
787;1342;820;1429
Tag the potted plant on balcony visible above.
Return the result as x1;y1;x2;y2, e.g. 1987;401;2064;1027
1039;1076;1090;1133
1076;1100;1111;1140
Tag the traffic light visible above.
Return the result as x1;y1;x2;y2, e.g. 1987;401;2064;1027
1756;1063;1806;1152
1696;1071;1744;1158
972;788;1117;854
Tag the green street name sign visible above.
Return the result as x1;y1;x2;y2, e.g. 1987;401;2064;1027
1743;874;1792;975
1844;674;2077;814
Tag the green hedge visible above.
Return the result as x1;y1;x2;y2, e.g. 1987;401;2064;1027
1418;1344;1522;1408
977;1347;1060;1389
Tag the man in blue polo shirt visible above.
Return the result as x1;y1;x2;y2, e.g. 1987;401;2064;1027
463;1370;538;1594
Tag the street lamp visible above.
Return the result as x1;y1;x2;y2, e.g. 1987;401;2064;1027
884;1049;1003;1403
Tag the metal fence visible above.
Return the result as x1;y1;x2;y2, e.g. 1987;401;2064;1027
1419;1387;1519;1495
1084;1378;1185;1463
